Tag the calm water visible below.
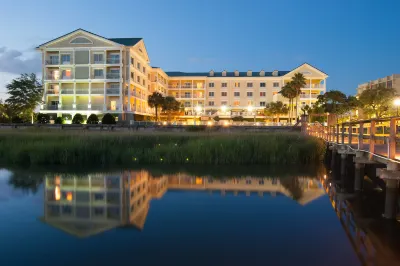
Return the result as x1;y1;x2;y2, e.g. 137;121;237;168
0;166;363;266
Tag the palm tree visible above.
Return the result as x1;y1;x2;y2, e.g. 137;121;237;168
290;73;307;121
264;101;289;123
280;82;297;124
148;92;164;121
162;96;181;122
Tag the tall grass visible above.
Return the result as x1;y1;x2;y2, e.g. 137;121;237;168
0;130;326;166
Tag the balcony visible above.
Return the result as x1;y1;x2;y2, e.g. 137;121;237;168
59;74;74;80
106;88;120;95
168;85;205;89
46;105;59;110
61;89;74;95
300;94;319;99
61;104;73;110
46;58;59;65
47;89;59;95
92;74;104;79
302;84;325;89
91;88;104;94
76;104;88;110
75;89;89;94
107;104;122;111
46;75;59;81
91;104;104;111
93;60;105;64
106;58;120;64
106;73;120;79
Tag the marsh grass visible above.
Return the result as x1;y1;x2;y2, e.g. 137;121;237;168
0;129;326;166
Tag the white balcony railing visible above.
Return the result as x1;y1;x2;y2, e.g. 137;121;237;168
92;74;104;79
46;75;59;80
60;75;74;80
106;58;120;64
91;104;104;111
300;94;319;99
91;88;104;94
46;105;59;110
46;59;59;65
61;89;74;94
106;73;120;79
61;105;74;110
106;88;120;94
75;89;89;94
76;104;88;110
47;89;59;95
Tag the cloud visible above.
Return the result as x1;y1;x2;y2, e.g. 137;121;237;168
0;47;41;75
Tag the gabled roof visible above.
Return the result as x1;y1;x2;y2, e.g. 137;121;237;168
108;38;142;46
285;62;328;77
165;71;290;77
36;28;142;48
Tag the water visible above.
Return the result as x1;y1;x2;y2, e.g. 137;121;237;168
0;166;363;266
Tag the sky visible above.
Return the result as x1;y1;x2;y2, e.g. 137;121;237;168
0;0;399;99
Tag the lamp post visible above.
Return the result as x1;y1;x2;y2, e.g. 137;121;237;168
195;105;202;125
394;98;400;116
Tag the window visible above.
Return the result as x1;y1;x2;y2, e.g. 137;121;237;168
209;82;214;87
61;54;71;64
260;92;266;97
62;205;72;215
93;207;104;216
130;72;134;79
209;101;214;106
246;179;251;184
137;62;141;69
260;101;266;107
260;82;266;87
234;82;240;87
94;54;103;63
143;80;145;86
247;82;253;88
259;180;264;185
184;92;191;98
388;80;393;88
234;92;240;97
108;54;120;64
247;92;253;97
222;82;227;87
273;82;280;87
137;76;140;83
131;57;134;64
143;67;146;73
233;101;240;106
94;69;103;78
70;37;92;44
94;193;104;201
221;92;227;97
209;91;214;97
221;101;228;106
184;102;191;107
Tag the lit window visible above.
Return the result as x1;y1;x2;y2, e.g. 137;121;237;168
54;186;61;201
233;101;240;106
66;192;73;201
234;82;240;87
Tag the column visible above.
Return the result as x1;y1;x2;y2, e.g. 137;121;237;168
354;162;364;191
119;49;123;113
58;81;62;109
358;122;364;150
340;153;347;177
103;82;106;111
88;82;91;110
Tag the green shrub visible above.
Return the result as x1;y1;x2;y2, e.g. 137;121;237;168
54;117;65;124
102;113;116;124
186;125;206;132
72;114;84;124
87;114;99;124
63;114;72;120
232;116;244;122
12;116;24;123
36;113;50;124
213;116;220;121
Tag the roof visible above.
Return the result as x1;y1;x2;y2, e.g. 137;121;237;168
37;28;142;48
108;38;142;46
165;71;290;77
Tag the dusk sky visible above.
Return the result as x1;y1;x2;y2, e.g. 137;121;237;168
0;0;399;99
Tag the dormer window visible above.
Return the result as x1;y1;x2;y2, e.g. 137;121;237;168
70;36;93;44
272;70;278;76
247;70;252;77
260;70;265;77
234;70;239;77
209;70;214;77
222;70;227;77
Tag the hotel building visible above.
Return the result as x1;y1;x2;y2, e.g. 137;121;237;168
356;74;400;95
37;29;328;123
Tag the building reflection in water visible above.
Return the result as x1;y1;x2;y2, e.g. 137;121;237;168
40;171;324;238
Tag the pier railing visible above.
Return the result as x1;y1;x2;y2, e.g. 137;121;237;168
307;117;400;161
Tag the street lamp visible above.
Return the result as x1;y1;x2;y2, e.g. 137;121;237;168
247;105;256;124
195;105;202;125
394;98;400;116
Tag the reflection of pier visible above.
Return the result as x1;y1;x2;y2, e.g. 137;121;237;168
323;178;400;266
40;171;325;238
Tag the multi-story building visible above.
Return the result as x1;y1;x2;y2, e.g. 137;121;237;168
37;29;328;123
356;74;400;95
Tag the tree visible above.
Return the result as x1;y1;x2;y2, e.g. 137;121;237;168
5;73;43;123
301;104;311;116
72;113;84;124
0;100;14;123
148;92;165;121
87;114;99;124
102;113;116;124
264;101;289;122
280;82;297;123
290;73;307;121
36;113;50;124
162;96;181;122
54;117;65;124
358;85;396;118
